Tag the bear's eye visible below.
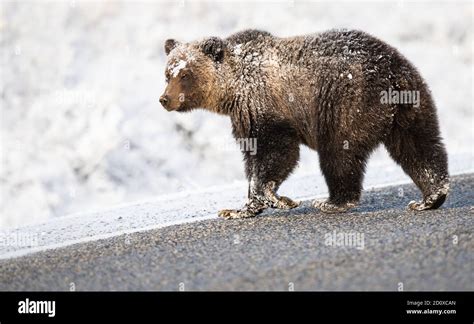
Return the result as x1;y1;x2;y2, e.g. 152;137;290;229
181;73;188;80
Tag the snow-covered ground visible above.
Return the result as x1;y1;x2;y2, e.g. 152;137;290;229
0;0;472;228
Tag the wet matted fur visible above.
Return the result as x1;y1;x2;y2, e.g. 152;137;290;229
160;29;449;219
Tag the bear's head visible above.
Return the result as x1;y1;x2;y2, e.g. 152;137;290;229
160;37;225;112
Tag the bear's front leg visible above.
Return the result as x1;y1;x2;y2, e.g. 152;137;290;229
218;177;268;219
218;125;301;219
218;181;299;219
261;181;299;210
217;196;266;219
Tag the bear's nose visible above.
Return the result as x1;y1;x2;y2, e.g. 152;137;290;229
159;95;169;106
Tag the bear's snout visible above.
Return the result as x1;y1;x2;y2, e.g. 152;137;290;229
159;94;169;107
160;94;176;111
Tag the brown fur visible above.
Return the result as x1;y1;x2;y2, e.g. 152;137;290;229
160;29;450;219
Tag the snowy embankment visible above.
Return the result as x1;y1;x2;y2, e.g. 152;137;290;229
1;1;472;229
0;153;472;260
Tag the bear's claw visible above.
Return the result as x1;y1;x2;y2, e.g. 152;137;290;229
312;200;356;213
218;209;256;219
272;196;299;209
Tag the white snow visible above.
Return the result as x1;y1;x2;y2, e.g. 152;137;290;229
169;59;187;78
0;1;472;229
233;44;243;55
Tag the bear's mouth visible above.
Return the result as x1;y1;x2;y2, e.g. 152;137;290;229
162;97;197;112
175;102;195;113
162;103;185;112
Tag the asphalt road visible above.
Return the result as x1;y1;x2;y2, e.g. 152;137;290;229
1;174;473;291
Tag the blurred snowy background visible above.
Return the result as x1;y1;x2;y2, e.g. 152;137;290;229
0;0;472;228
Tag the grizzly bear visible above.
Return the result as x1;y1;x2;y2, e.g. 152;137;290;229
160;29;449;219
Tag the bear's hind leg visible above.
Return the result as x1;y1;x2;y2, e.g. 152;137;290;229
384;111;449;211
314;146;369;213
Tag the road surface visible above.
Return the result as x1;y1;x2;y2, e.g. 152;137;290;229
0;174;472;291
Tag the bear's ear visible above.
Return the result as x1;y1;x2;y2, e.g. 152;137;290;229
201;37;225;62
164;39;179;56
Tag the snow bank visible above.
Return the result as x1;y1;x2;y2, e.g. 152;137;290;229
0;1;472;228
